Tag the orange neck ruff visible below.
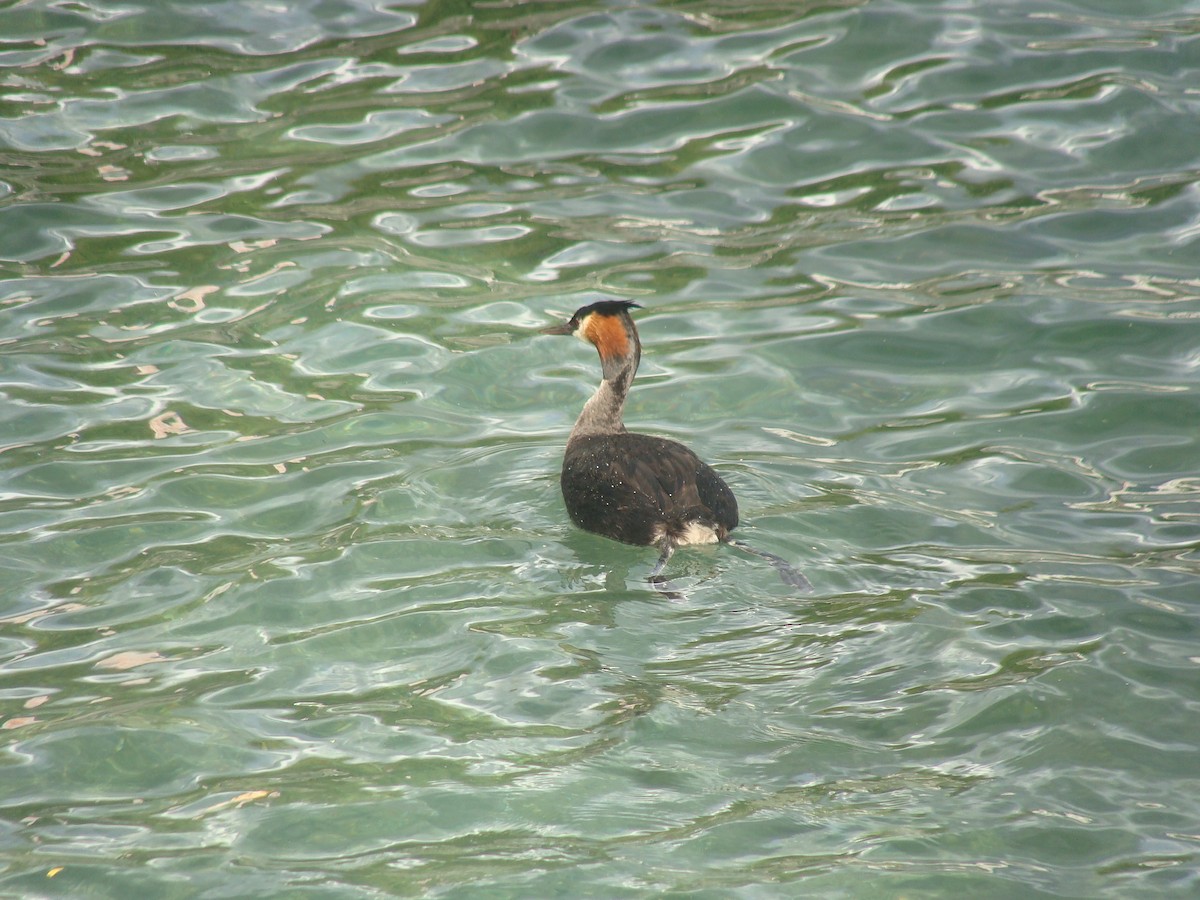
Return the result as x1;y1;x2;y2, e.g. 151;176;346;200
583;313;630;362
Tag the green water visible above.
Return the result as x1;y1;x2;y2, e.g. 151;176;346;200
2;1;1199;896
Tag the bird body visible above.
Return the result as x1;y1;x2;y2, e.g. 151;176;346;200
561;431;737;548
540;300;809;589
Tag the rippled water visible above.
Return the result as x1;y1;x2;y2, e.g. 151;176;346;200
3;0;1200;895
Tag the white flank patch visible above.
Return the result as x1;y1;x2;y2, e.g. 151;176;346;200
676;522;720;545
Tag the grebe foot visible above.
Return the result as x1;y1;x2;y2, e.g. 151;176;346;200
648;572;686;600
646;543;686;598
727;539;812;591
648;542;675;579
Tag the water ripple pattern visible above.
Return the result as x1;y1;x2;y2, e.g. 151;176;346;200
2;0;1199;896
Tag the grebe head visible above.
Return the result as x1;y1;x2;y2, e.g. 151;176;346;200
540;300;642;384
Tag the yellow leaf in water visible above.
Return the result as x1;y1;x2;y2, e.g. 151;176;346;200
195;790;274;817
169;284;218;313
232;790;272;806
47;867;63;878
95;650;168;671
149;411;190;439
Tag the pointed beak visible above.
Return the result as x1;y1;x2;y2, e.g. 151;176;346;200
538;321;574;336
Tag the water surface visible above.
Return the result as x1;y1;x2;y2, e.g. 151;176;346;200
2;1;1199;896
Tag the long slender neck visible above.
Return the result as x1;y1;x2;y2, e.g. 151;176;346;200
568;354;636;441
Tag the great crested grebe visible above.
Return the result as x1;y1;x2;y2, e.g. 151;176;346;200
540;299;810;589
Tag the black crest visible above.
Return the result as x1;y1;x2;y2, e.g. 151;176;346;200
572;299;641;324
